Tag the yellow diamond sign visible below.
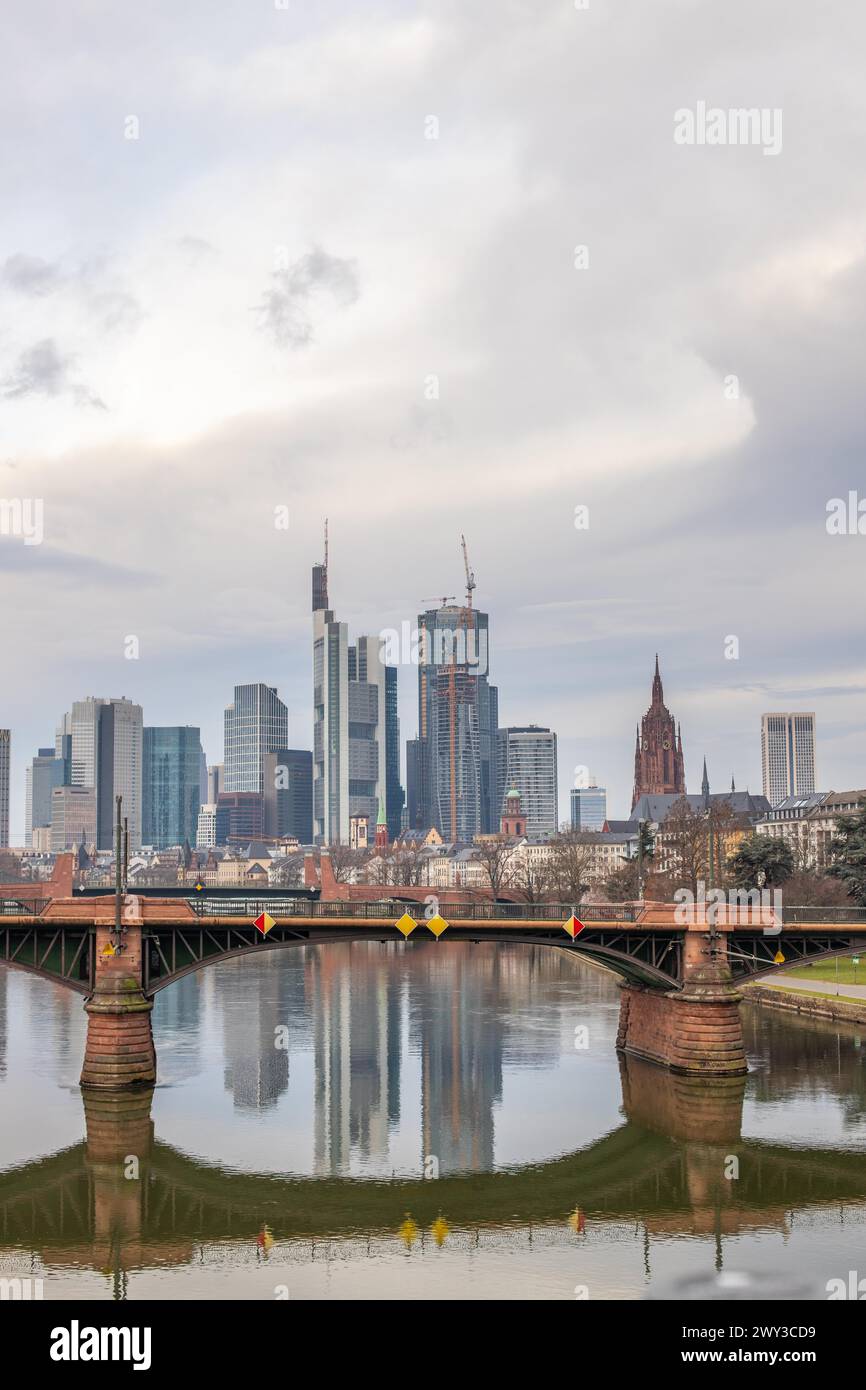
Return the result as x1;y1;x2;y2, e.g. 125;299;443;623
395;912;417;938
773;949;785;965
427;913;449;938
101;941;116;957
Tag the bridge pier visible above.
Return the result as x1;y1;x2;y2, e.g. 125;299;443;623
80;920;156;1090
616;923;747;1077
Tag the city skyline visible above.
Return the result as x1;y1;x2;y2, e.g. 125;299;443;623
3;3;866;841
0;592;846;845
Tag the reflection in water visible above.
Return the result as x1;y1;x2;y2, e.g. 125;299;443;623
1;941;866;1299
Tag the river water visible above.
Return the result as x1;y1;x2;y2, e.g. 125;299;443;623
1;941;866;1300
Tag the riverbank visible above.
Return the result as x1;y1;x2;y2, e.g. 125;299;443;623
743;980;866;1025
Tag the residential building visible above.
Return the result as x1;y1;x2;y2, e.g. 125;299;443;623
761;712;816;805
224;685;288;794
756;789;866;869
496;725;558;837
197;804;218;849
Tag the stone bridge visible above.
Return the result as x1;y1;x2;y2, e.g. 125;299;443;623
2;887;866;1087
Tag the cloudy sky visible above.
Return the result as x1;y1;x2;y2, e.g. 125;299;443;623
1;0;865;840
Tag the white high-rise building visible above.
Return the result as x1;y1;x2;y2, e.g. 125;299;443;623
496;726;558;838
312;553;386;845
761;712;816;807
224;685;288;794
0;729;10;847
61;697;144;849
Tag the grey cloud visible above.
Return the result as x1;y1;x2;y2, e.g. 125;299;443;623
2;253;64;296
1;339;106;408
255;247;359;349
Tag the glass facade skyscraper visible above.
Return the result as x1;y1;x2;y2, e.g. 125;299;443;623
224;684;289;794
143;726;205;848
417;605;498;840
312;557;386;845
25;747;64;847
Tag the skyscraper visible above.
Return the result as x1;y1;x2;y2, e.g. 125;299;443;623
496;726;558;838
224;684;288;794
632;656;685;810
312;539;387;845
570;783;607;831
761;712;816;806
385;665;404;840
405;737;422;829
25;748;64;847
263;749;313;843
0;730;9;848
143;726;205;848
417;603;498;840
62;698;143;849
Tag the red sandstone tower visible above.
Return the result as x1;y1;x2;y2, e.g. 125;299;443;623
632;655;685;810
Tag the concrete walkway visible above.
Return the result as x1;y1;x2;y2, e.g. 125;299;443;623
760;972;866;1001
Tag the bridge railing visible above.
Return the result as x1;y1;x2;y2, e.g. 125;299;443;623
185;898;641;923
780;904;866;926
0;899;50;917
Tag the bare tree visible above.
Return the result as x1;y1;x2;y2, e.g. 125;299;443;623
547;830;594;904
661;798;708;896
474;835;522;898
510;854;554;905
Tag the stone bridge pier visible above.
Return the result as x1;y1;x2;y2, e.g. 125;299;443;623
616;919;747;1076
80;918;156;1089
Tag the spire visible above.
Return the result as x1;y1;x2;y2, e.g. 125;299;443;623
652;653;663;704
377;795;387;827
702;756;710;810
731;775;735;794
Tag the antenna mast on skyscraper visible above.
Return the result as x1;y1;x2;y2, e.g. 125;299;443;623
324;517;328;575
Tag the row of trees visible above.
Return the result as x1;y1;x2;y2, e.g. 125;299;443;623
304;802;866;907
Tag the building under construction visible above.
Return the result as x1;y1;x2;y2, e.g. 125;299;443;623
416;540;499;841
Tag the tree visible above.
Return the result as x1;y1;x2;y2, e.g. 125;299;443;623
782;868;852;907
602;859;640;902
727;833;794;890
547;830;594;903
474;834;521;898
510;854;554;905
828;809;866;904
661;798;708;896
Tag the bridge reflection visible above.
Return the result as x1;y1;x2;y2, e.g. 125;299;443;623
3;1053;866;1284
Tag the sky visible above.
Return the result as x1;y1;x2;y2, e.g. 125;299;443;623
1;0;865;841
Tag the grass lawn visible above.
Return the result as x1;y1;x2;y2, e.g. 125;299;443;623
783;956;866;985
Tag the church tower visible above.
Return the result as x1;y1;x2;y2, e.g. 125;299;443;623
631;655;686;809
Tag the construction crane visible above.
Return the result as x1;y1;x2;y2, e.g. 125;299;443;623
461;534;476;610
420;596;456;609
